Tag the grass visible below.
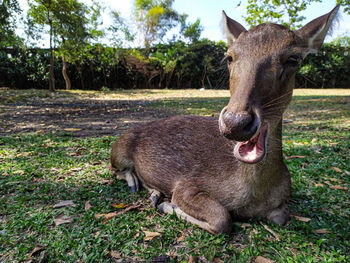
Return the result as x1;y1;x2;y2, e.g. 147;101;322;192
1;88;349;262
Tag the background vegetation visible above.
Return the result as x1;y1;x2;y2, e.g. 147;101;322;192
0;0;349;90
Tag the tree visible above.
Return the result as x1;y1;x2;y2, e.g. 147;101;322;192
134;0;180;48
27;0;102;90
0;0;23;47
109;10;135;47
244;0;321;29
179;16;203;43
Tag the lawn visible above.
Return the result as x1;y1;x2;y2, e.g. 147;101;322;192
0;88;349;262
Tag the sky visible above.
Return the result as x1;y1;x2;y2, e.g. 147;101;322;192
17;0;350;46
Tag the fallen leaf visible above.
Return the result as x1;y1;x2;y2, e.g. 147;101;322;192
53;200;75;209
329;185;348;191
288;155;306;159
213;258;225;263
109;251;121;259
85;201;91;211
260;222;280;241
94;212;117;223
98;179;114;185
311;138;318;143
255;256;275;263
63;128;82;132
54;214;73;226
291;215;311;223
315;183;324;187
314;229;330;234
143;230;161;241
29;246;45;257
332;167;343;173
329;178;339;182
94;231;100;239
177;232;185;242
111;203;128;209
188;255;196;263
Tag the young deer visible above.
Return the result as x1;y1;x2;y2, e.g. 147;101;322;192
110;6;339;234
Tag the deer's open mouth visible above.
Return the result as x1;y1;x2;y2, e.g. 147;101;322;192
234;123;268;164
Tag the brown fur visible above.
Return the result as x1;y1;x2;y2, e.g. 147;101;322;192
110;6;339;234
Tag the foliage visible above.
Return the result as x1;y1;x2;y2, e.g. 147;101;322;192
244;0;321;29
1;36;350;90
296;38;350;89
134;0;181;48
0;0;23;48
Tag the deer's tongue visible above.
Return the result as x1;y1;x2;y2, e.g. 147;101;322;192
234;123;268;164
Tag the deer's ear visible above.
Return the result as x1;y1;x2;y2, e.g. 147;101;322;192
222;10;247;46
297;5;339;57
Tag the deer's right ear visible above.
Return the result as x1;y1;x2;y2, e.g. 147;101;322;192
296;5;340;58
222;11;247;46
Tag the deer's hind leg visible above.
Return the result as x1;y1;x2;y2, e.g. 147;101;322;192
158;181;232;235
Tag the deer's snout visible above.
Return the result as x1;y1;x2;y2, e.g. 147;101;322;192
219;107;260;141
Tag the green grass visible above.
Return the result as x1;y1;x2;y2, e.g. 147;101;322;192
1;89;349;262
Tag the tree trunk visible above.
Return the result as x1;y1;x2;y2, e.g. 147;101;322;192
48;18;55;91
61;37;71;90
62;55;71;90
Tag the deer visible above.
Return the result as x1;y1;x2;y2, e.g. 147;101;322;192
110;6;339;234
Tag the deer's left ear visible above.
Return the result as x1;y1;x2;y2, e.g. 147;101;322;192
297;5;340;57
222;10;247;46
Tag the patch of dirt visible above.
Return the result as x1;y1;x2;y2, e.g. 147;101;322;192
0;96;175;137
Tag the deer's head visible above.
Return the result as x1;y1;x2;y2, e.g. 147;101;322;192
219;6;339;164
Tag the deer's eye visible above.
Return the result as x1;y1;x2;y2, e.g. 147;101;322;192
222;53;234;65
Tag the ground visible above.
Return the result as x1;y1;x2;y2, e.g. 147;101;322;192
0;88;349;262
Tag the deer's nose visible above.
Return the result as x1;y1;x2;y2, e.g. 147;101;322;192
219;107;260;141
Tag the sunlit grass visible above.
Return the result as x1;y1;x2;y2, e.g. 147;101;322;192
0;89;349;262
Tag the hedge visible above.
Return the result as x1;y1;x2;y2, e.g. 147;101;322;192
0;39;349;90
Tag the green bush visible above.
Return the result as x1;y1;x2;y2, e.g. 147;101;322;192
1;38;349;90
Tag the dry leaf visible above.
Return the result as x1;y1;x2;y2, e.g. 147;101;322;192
53;200;75;209
314;229;330;234
63;128;82;132
288;155;306;159
332;167;343;173
94;231;100;239
111;203;128;209
143;230;161;241
261;223;280;241
241;223;252;228
109;251;121;259
330;185;348;190
291;215;311;223
54;214;73;226
177;232;185;243
255;256;275;263
213;258;225;263
29;246;45;257
94;212;117;223
311;138;317;143
315;183;324;187
85;201;92;211
188;255;196;263
329;178;339;182
98;179;114;185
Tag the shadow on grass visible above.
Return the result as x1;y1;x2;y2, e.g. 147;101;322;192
1;91;349;261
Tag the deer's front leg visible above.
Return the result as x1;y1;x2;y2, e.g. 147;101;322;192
158;181;232;235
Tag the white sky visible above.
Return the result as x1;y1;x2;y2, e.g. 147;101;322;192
17;0;350;47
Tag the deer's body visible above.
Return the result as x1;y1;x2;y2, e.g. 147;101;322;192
110;6;339;234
